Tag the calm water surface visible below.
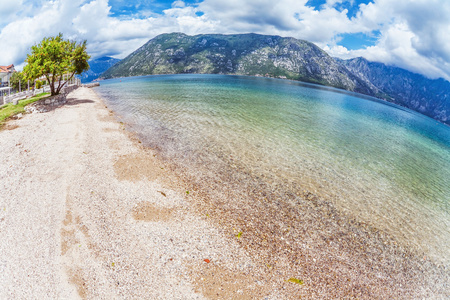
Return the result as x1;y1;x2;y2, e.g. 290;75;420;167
96;74;450;263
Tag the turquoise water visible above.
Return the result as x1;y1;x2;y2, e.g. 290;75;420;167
96;74;450;263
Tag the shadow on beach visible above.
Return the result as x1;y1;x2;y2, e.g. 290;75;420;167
24;95;95;114
65;98;95;106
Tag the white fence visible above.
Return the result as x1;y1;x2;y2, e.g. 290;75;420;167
0;78;81;106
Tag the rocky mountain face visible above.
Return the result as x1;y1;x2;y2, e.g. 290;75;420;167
101;33;449;125
339;57;449;125
81;56;121;83
101;33;373;94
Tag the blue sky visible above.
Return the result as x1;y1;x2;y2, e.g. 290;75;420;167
108;0;201;16
0;0;449;82
306;0;373;18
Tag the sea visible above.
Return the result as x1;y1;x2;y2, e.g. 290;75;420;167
96;74;450;264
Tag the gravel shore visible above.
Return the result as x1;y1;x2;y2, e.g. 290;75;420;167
0;87;448;299
0;88;279;299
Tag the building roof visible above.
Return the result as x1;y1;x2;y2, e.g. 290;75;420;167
0;64;15;73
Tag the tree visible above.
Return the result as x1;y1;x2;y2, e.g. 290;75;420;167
10;71;28;91
23;33;90;96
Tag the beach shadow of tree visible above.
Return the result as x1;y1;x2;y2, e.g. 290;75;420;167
65;98;95;106
25;96;95;114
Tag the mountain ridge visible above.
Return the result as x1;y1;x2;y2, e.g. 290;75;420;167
339;57;449;124
101;33;449;125
81;56;121;83
101;33;374;94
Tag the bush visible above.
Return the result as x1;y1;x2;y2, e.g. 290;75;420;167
10;72;28;91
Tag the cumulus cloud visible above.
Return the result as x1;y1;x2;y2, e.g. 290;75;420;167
172;0;186;8
348;0;450;80
0;1;83;69
0;0;448;81
0;0;216;68
0;0;32;27
197;0;358;42
325;20;449;80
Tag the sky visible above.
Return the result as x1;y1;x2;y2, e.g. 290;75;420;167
0;0;449;82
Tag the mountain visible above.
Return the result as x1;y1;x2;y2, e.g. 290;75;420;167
339;57;450;124
101;33;449;125
101;33;373;95
80;56;121;83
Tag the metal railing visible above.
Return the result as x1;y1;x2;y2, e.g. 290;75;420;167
1;78;81;105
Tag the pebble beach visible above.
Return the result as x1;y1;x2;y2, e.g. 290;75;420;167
0;87;448;299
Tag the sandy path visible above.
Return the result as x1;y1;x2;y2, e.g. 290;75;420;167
0;92;81;298
0;87;275;299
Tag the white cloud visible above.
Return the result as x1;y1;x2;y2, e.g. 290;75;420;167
0;0;215;68
0;0;22;23
172;0;186;8
346;0;450;80
0;0;36;28
326;20;450;81
0;0;82;69
196;0;357;42
325;0;354;8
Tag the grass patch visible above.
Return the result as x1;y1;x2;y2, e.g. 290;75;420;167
0;93;49;127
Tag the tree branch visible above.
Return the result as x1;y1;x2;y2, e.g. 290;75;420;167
56;72;75;94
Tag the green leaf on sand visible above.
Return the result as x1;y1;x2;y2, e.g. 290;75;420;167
287;277;304;285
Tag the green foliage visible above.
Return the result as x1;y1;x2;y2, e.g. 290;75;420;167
0;93;49;127
9;72;28;91
23;33;90;96
35;80;43;89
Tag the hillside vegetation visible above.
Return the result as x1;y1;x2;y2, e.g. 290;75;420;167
102;33;450;125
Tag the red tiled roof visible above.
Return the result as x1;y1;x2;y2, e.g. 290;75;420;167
0;64;15;73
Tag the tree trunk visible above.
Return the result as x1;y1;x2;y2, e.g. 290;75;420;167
51;74;57;96
56;72;76;95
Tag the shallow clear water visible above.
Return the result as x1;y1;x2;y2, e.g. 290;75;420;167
96;74;450;263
